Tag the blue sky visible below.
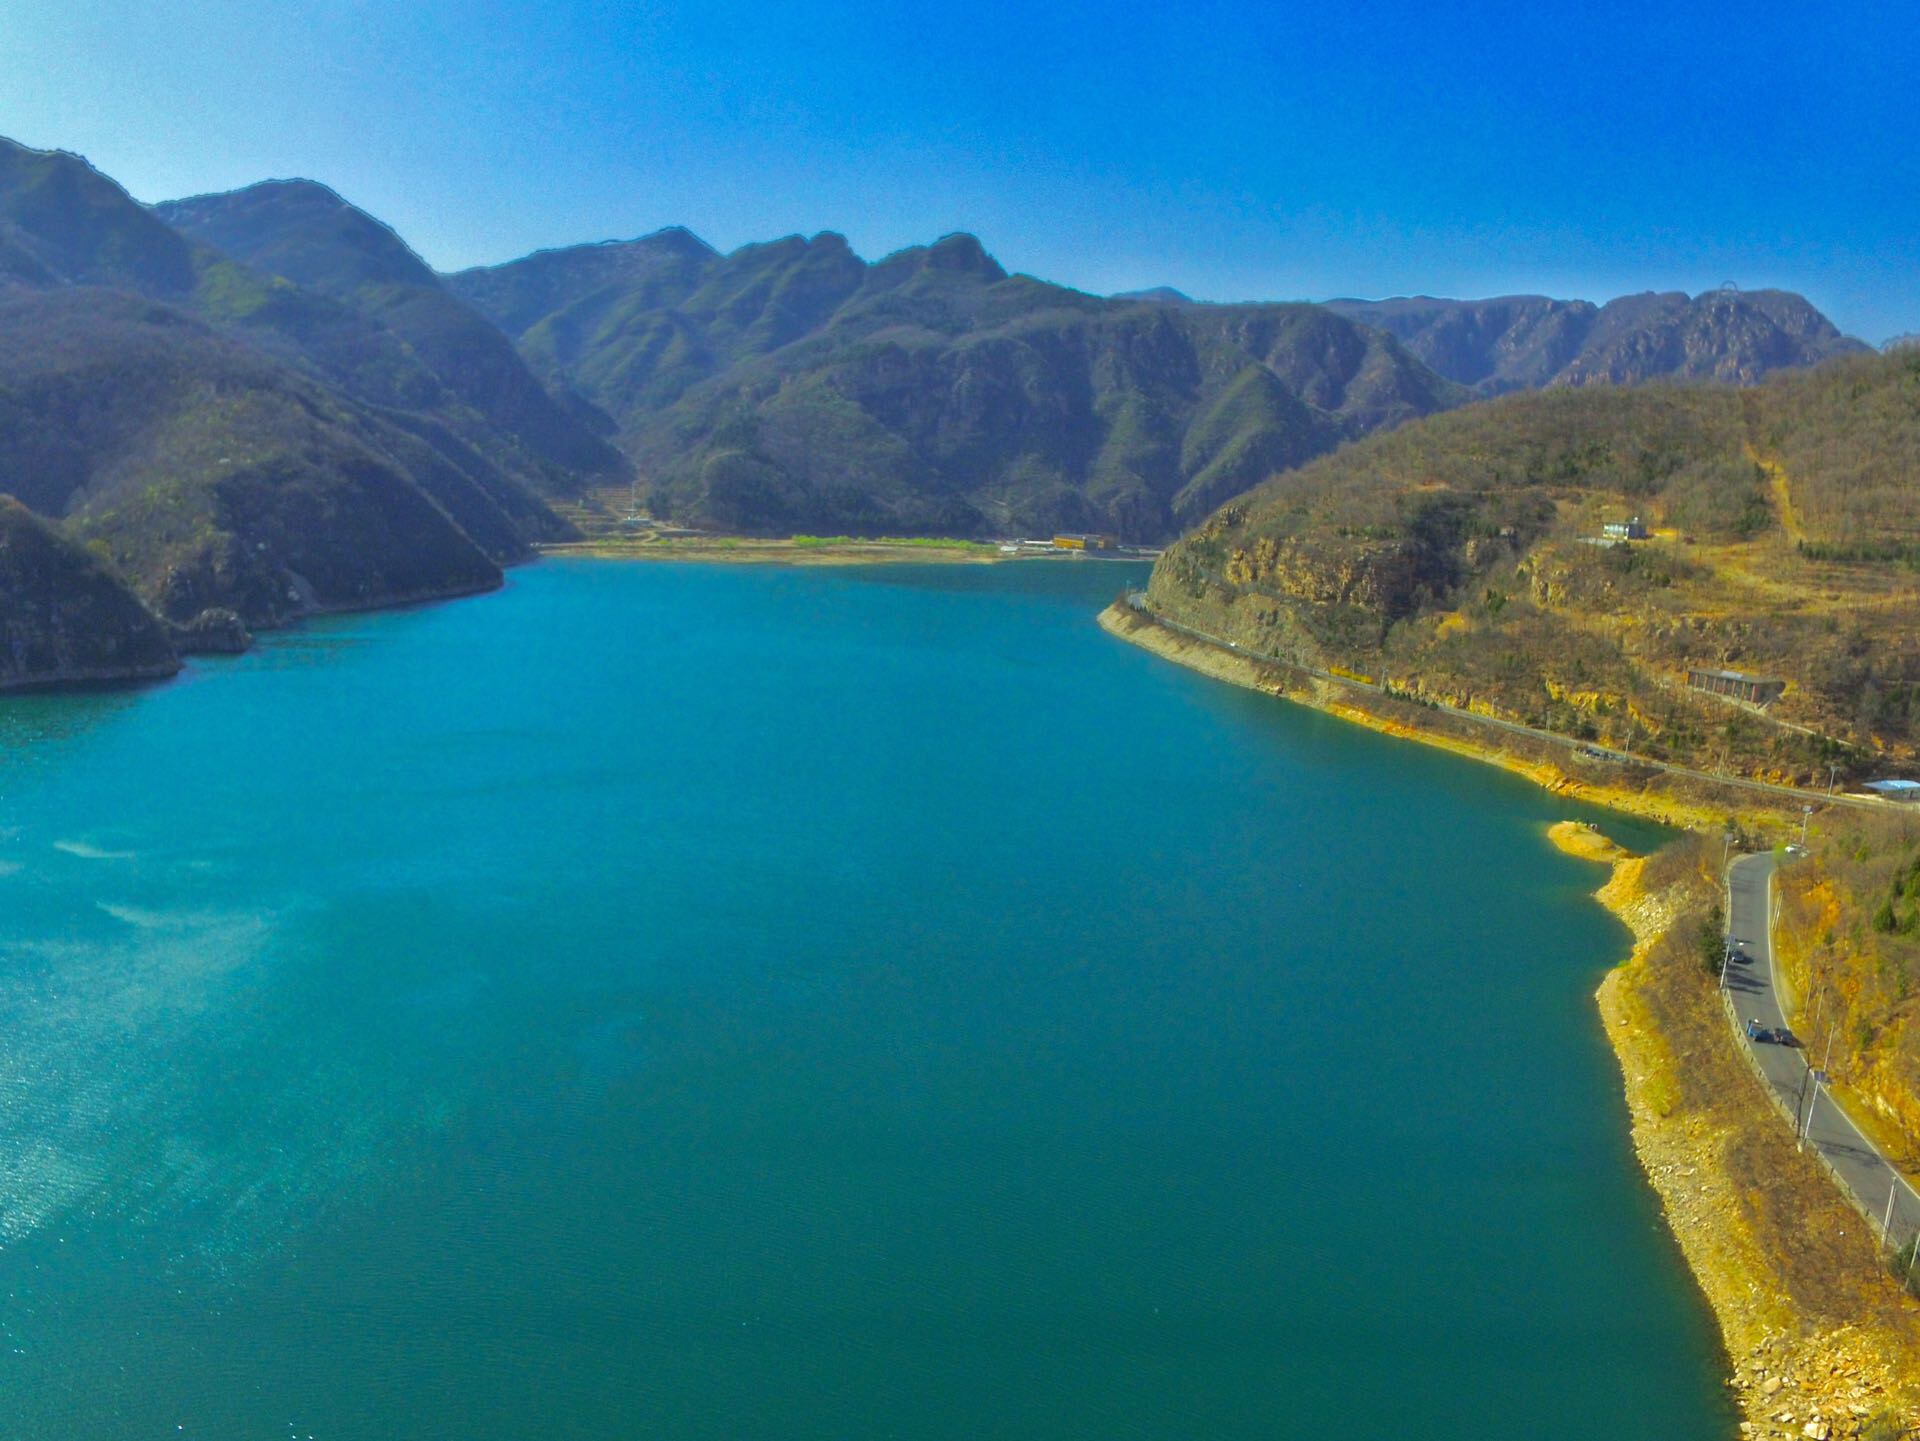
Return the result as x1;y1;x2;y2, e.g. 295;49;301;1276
3;0;1915;339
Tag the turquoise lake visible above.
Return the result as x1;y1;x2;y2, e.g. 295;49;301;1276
0;558;1731;1438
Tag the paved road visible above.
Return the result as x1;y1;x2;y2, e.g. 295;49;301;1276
1727;851;1920;1255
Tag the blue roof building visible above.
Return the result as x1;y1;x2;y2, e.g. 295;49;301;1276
1863;779;1920;801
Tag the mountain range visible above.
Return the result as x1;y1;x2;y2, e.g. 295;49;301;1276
445;242;1862;541
0;133;1878;688
447;231;1461;538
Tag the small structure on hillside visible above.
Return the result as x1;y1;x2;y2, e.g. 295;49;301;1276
1864;779;1920;803
1603;516;1649;542
1052;533;1118;551
1687;667;1786;706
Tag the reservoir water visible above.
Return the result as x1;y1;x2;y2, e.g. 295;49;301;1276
0;558;1730;1438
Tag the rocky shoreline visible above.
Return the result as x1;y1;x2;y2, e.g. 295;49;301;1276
1101;602;1920;1438
1567;825;1920;1440
1096;601;1740;831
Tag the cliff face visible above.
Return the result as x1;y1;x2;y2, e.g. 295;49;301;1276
0;497;177;689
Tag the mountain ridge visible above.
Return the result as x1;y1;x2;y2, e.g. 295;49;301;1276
452;226;1868;540
154;179;627;481
1324;289;1868;394
449;231;1467;539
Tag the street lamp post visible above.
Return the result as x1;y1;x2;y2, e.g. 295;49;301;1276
1797;1066;1826;1152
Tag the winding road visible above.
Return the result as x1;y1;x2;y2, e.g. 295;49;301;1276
1727;851;1920;1256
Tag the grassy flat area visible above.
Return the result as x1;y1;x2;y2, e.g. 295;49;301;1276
537;530;1007;565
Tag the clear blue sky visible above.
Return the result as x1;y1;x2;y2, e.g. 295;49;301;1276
3;0;1915;340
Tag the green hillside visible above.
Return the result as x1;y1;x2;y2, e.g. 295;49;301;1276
452;233;1465;539
0;289;507;627
0;138;641;673
155;180;627;484
0;496;179;689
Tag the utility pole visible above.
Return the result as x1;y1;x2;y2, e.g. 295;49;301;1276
1828;762;1838;796
1884;1178;1899;1249
1800;804;1813;848
1798;1067;1825;1152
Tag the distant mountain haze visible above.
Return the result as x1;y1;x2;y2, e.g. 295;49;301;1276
1323;290;1868;394
1111;286;1195;304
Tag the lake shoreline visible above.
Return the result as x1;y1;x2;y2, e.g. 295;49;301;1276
536;534;1166;567
5;555;1729;1436
1104;602;1920;1438
538;537;1008;566
1095;601;1750;832
1563;825;1920;1439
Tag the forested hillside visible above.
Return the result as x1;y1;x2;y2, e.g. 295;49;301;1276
0;138;609;685
156;181;625;481
450;232;1464;540
0;497;179;690
1148;349;1920;779
0;130;1885;688
1779;813;1920;1167
0;289;511;628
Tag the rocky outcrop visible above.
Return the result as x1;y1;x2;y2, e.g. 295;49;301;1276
0;498;178;689
169;607;251;655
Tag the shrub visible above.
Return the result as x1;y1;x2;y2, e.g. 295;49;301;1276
1697;903;1727;975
